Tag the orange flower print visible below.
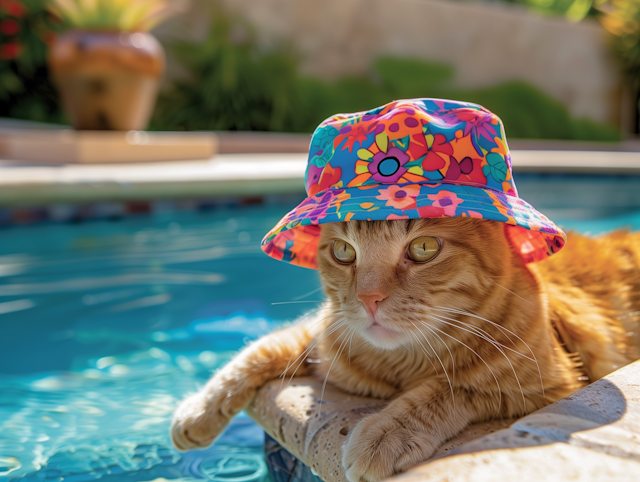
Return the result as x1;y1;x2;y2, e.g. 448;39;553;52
334;122;375;152
427;190;463;216
308;163;343;196
462;210;483;219
376;184;420;210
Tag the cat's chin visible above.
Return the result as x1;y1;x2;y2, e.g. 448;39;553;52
361;321;407;350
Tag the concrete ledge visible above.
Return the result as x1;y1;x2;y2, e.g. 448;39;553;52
1;150;639;207
395;359;640;481
249;360;640;482
246;378;513;482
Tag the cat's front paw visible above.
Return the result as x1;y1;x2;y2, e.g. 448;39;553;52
342;412;436;482
170;391;231;451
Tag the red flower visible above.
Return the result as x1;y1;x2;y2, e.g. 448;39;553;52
422;134;453;171
2;1;27;18
0;18;20;35
417;205;446;218
0;41;22;59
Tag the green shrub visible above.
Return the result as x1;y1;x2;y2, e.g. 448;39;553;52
151;14;306;132
154;31;620;141
0;0;63;123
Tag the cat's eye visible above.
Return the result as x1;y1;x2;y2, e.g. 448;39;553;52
332;240;356;264
407;236;441;263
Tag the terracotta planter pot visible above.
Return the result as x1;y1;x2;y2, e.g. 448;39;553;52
48;30;165;131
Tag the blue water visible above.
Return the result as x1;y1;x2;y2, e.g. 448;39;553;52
0;204;322;482
2;201;640;482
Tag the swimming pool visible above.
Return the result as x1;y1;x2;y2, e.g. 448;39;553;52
3;193;640;482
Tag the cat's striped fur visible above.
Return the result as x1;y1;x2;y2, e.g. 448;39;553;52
171;218;639;482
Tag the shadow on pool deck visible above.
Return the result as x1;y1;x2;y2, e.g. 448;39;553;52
251;360;640;482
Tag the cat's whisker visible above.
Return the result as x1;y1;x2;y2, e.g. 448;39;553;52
409;321;454;403
284;324;344;390
428;314;527;413
279;307;329;382
418;321;502;414
319;326;354;415
407;330;439;375
429;313;533;362
279;310;333;384
328;322;351;351
347;326;357;369
433;306;516;347
280;316;347;388
271;300;325;305
420;319;456;382
400;337;416;367
489;280;539;308
434;306;545;398
292;286;324;301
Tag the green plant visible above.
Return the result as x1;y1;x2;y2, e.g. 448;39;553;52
153;19;620;141
48;0;173;31
152;13;308;132
0;0;63;123
493;0;600;22
598;1;640;125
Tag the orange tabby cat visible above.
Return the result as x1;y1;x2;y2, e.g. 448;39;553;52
171;218;639;482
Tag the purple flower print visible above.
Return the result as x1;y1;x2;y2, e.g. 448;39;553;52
368;147;410;183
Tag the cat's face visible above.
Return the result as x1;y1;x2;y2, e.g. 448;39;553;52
317;218;512;350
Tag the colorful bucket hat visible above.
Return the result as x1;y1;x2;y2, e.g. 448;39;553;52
261;98;566;269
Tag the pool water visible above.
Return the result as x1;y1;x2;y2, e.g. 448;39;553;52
3;200;640;482
0;203;322;482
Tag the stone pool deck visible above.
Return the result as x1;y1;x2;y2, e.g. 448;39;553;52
1;148;640;207
250;360;640;482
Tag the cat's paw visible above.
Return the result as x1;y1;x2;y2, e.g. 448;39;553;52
170;391;231;451
342;412;436;482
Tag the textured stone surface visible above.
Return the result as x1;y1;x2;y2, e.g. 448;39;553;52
393;444;640;482
247;378;512;482
394;360;640;481
249;361;640;482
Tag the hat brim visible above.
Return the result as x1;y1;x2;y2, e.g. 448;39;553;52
261;182;566;269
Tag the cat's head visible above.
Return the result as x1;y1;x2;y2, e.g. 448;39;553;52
317;218;516;350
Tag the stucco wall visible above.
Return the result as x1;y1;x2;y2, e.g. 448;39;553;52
158;0;622;126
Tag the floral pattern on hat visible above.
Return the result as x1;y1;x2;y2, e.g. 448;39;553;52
262;98;566;269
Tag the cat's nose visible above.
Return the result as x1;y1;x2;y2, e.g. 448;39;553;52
357;291;387;317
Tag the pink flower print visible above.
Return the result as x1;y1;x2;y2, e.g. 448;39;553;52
427;191;463;216
376;184;420;210
386;213;409;220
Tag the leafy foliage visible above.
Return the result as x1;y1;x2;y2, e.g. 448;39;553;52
153;34;620;141
598;0;640;127
496;0;599;22
48;0;173;31
0;0;63;123
151;14;306;132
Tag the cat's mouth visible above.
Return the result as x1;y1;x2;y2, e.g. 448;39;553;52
367;320;401;338
361;316;408;350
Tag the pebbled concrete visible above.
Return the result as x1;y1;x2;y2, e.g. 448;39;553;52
247;378;513;482
248;360;640;482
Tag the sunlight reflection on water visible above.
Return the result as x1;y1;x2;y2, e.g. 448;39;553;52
0;205;321;482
